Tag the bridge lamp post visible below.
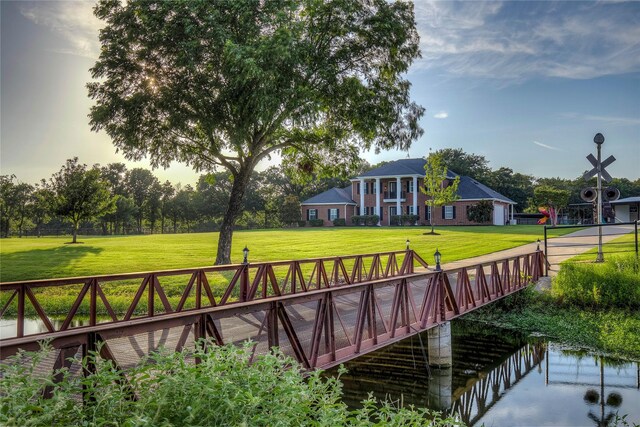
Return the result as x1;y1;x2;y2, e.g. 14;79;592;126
406;239;410;250
434;248;442;272
241;246;250;302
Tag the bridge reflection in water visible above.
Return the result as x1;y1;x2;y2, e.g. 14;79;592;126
326;321;640;426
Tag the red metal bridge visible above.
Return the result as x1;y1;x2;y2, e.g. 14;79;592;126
0;249;544;380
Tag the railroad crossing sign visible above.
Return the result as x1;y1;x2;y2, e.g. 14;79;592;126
583;153;616;182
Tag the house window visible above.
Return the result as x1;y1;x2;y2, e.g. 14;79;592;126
329;208;339;221
425;206;431;221
406;205;415;215
407;180;414;193
308;209;317;220
390;206;398;216
365;182;369;194
356;183;360;195
444;205;454;220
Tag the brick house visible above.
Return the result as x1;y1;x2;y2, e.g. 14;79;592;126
301;158;516;226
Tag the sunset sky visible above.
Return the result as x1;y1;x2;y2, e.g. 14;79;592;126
2;1;639;186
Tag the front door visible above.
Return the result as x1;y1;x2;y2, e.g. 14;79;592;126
389;206;397;226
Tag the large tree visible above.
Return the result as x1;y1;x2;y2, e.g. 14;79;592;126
420;153;460;234
51;158;115;243
436;148;491;181
88;0;424;264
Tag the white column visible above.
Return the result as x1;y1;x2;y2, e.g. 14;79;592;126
359;179;365;215
511;204;514;223
375;178;381;226
412;176;418;224
396;176;401;219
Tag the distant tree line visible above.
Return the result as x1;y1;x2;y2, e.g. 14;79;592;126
1;149;639;238
0;158;360;239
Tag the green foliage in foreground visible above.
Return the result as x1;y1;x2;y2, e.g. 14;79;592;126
1;342;464;427
553;254;640;309
0;225;573;282
464;287;640;360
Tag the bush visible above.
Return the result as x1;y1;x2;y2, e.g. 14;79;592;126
351;215;379;226
308;219;324;227
332;218;346;226
467;200;493;223
365;215;379;226
390;215;418;225
297;220;307;227
0;342;464;427
552;254;640;309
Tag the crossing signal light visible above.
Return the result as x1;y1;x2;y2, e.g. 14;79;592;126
580;187;597;203
604;187;620;202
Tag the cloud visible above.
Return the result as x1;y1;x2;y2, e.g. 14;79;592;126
20;2;102;59
414;1;640;81
533;141;563;151
433;111;448;119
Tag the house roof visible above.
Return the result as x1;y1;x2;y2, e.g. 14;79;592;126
301;159;516;205
355;158;458;180
457;176;516;204
611;196;640;204
300;186;356;205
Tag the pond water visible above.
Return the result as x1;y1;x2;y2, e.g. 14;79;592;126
324;320;640;426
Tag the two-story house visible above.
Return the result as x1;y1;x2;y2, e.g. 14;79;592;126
301;158;516;226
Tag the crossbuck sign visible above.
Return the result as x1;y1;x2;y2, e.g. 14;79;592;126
583;153;616;182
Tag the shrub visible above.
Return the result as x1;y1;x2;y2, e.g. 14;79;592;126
390;215;418;225
297;220;307;227
365;215;379;226
351;215;378;226
401;214;419;225
308;219;324;227
552;254;640;309
332;218;346;226
0;342;464;427
467;200;493;223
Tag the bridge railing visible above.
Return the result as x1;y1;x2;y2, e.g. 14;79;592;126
0;250;429;339
0;250;544;365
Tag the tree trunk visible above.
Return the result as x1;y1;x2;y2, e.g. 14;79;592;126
161;216;165;234
215;165;253;265
72;221;79;243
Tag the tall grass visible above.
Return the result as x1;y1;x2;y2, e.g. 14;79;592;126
552;254;640;309
0;342;464;427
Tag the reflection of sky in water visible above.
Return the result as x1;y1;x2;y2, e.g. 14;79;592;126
328;322;639;427
0;318;91;340
474;345;639;427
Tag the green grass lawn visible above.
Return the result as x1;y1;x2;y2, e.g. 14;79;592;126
0;225;573;282
568;232;638;263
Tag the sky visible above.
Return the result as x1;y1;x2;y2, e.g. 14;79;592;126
1;0;639;186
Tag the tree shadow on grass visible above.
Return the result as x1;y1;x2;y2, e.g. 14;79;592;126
0;245;104;282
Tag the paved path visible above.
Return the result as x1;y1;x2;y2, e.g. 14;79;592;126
438;224;636;277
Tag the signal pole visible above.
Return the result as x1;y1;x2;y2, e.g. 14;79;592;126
594;133;604;262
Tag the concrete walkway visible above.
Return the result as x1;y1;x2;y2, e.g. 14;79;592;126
437;224;636;277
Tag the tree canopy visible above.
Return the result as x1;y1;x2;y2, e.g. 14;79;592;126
89;0;424;264
50;158;115;243
435;148;491;181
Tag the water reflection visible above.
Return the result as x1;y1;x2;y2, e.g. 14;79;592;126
325;321;640;426
0;317;104;340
